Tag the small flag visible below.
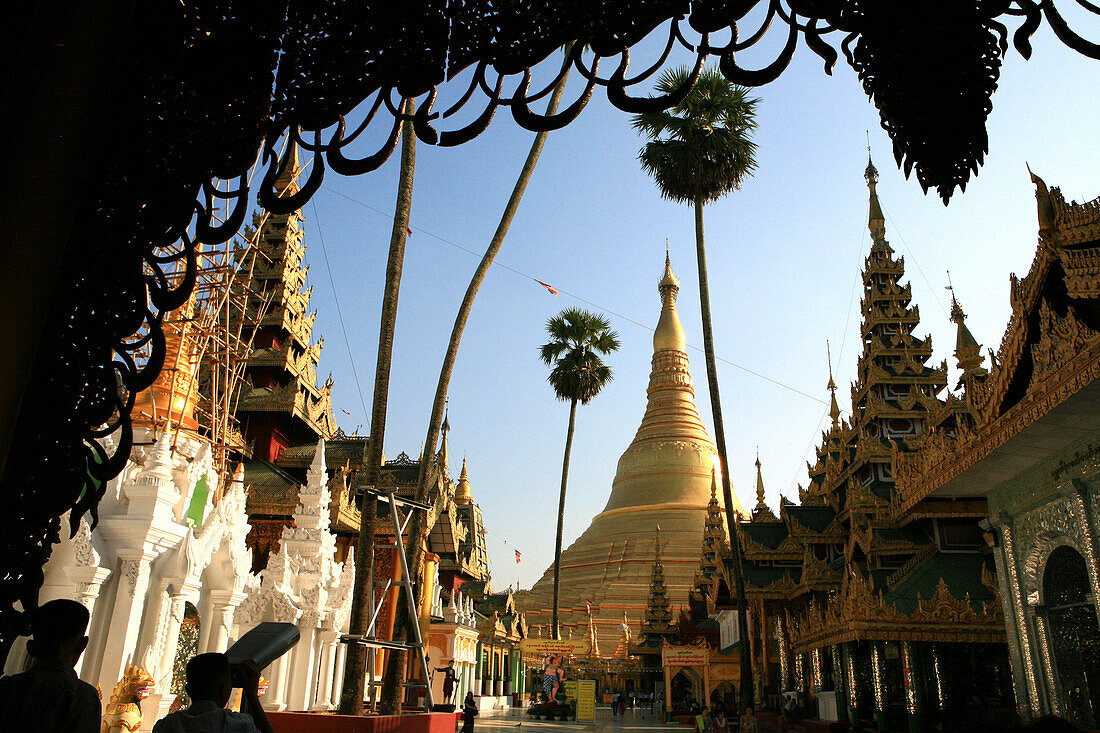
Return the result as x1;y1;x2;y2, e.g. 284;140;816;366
341;408;352;417
515;550;521;564
536;280;559;296
406;225;413;236
586;600;592;615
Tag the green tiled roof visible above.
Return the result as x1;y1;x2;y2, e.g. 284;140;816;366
244;459;298;511
739;561;800;588
885;553;995;614
278;437;369;468
742;523;789;548
786;505;836;532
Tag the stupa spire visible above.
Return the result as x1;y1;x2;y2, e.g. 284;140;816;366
640;525;676;640
946;272;983;373
827;340;841;428
654;249;686;353
754;451;766;509
866;151;886;242
454;456;472;505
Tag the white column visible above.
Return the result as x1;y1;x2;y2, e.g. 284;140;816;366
206;591;244;653
263;650;290;711
97;550;156;692
312;630;339;710
285;626;318;711
66;565;112;677
330;642;347;708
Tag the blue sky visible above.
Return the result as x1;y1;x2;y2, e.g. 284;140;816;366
288;23;1100;590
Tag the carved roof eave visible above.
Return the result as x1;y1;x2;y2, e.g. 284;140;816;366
894;337;1100;519
789;576;1004;653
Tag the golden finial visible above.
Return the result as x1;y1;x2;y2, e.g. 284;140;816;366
754;450;767;510
827;340;841;428
865;147;886;241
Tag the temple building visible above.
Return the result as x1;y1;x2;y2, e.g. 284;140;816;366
894;173;1100;728
734;159;1013;732
2;423;256;731
516;255;745;652
234;146;337;569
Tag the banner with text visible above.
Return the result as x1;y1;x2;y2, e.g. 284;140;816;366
662;645;707;667
519;639;591;657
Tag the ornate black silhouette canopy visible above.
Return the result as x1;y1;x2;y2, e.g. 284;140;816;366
2;0;1097;651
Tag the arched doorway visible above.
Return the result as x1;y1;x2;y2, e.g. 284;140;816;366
1043;545;1100;727
671;667;703;712
170;603;201;699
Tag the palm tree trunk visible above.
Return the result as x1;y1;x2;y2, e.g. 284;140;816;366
380;51;574;711
552;396;578;640
337;97;417;716
692;196;755;706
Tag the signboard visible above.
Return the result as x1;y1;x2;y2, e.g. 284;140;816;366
576;680;596;721
662;645;708;666
518;638;591;656
563;679;596;721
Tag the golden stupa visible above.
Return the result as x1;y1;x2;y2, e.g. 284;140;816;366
516;254;745;652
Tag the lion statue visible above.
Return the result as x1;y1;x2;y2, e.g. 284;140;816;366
101;664;155;733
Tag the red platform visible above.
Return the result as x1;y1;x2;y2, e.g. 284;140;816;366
268;711;461;733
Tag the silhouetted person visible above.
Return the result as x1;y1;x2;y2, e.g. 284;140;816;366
0;599;100;732
152;652;274;733
1023;716;1081;733
461;691;478;733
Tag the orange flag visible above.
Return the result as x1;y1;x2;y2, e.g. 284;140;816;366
536;280;559;296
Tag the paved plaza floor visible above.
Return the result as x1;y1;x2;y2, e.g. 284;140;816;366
471;707;695;733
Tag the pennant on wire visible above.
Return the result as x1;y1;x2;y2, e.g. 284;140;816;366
536;279;559;296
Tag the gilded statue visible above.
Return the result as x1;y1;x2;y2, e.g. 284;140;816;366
101;664;155;733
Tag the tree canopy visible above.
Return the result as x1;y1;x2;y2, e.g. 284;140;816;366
634;66;759;205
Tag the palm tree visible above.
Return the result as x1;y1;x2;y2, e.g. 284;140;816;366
539;308;620;638
378;47;576;712
633;66;758;704
337;97;417;716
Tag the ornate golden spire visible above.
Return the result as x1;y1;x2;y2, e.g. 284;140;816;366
754;451;766;509
641;525;676;639
827;340;841;429
454;456;472;505
654;249;686;353
865;152;886;242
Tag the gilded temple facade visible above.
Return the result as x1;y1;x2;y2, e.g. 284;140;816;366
735;160;1012;732
517;255;744;652
894;173;1100;727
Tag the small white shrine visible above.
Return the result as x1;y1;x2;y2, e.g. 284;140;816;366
233;437;355;712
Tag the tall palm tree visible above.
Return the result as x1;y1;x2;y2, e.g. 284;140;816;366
379;47;576;712
338;97;417;717
539;308;620;638
633;66;758;704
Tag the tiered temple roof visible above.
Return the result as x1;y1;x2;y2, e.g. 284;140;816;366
734;158;1003;655
234;144;336;464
